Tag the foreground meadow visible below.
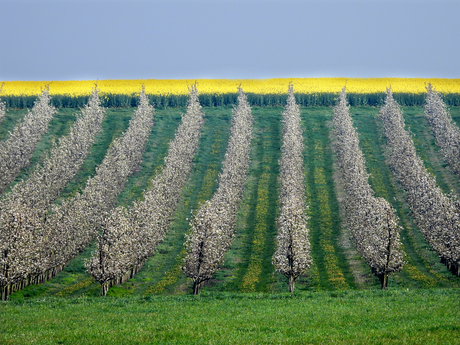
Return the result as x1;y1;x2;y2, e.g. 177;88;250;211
1;289;459;344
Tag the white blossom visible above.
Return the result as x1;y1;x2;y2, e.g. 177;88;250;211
379;88;460;276
46;88;154;273
87;84;204;295
424;83;460;176
0;91;5;125
0;86;105;299
272;84;311;292
333;87;405;289
0;87;56;195
182;87;253;295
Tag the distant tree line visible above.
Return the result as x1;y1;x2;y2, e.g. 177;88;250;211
3;92;460;109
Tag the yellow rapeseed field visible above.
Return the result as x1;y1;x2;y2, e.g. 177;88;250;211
1;78;459;97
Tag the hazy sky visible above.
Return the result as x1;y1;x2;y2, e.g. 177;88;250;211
1;0;459;81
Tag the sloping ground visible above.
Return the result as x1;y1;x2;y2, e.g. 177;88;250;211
3;105;460;299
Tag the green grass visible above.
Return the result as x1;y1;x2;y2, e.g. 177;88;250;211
1;289;459;344
302;107;357;290
226;106;281;293
0;108;78;194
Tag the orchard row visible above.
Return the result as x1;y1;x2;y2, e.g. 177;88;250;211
0;84;459;299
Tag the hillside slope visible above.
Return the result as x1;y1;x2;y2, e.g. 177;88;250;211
2;105;460;299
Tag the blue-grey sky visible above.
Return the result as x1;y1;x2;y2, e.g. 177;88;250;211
1;0;459;81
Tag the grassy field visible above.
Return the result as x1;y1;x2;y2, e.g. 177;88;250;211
1;289;459;344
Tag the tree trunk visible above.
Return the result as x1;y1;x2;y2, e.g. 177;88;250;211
378;273;388;290
288;275;295;293
1;285;7;301
101;281;109;296
193;280;201;295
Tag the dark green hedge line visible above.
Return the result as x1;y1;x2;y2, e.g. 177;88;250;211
3;92;460;108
